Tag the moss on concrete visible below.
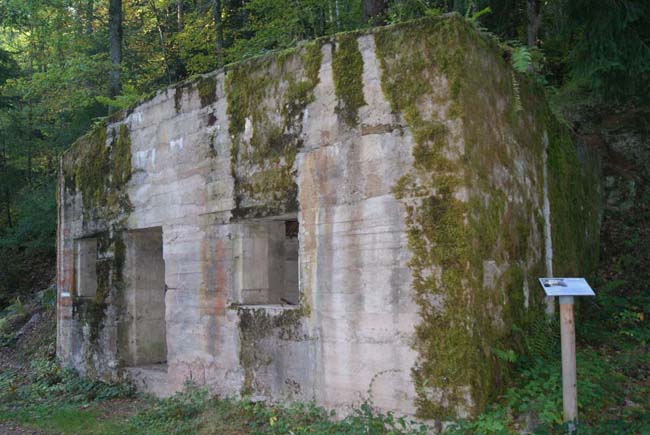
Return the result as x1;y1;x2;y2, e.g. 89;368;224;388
74;126;109;211
226;41;322;219
376;15;560;419
66;122;134;375
71;230;126;375
237;307;305;394
197;75;218;108
376;17;481;418
111;124;132;188
332;34;366;127
547;118;601;278
71;123;133;222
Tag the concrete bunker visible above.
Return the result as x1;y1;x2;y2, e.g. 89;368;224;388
57;15;601;421
121;227;167;367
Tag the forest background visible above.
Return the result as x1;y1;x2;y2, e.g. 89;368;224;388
0;0;648;298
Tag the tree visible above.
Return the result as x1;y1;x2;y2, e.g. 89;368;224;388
565;0;650;100
527;0;541;47
108;0;123;98
212;0;225;66
85;0;94;34
362;0;387;25
177;0;184;31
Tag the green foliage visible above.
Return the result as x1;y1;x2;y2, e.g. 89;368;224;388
565;0;650;101
445;406;512;435
386;0;442;24
96;84;146;110
128;383;429;435
2;376;431;435
442;270;650;433
127;383;209;434
0;359;133;407
512;46;533;73
0;184;56;252
174;11;221;76
0;297;28;345
466;6;492;24
445;327;649;434
226;0;362;62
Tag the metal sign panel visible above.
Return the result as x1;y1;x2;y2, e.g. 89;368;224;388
538;278;595;297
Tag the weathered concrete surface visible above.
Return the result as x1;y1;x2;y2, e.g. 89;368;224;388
56;15;600;420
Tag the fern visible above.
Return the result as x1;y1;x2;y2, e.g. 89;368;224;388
525;317;561;359
491;347;518;363
512;46;533;73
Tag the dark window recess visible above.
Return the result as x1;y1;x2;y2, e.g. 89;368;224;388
237;218;299;305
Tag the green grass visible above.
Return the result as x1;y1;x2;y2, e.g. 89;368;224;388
0;359;429;435
0;403;133;434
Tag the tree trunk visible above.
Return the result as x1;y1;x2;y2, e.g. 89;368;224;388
85;0;94;34
177;0;183;31
527;0;542;47
3;187;11;228
211;0;224;66
26;109;32;186
27;144;32;186
334;0;341;31
108;0;123;99
148;0;172;84
0;142;11;228
362;0;387;26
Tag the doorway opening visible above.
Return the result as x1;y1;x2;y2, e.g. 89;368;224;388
122;227;167;366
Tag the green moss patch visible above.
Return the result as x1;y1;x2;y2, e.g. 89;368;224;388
111;125;132;188
226;41;322;219
71;230;126;375
74;126;109;211
547;120;601;278
197;75;218;108
332;34;366;127
69;123;133;222
375;17;485;418
237;307;305;394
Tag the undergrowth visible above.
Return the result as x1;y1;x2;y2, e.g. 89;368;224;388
0;359;134;408
127;384;429;435
444;279;650;435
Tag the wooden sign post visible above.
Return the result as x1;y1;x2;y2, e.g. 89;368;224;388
559;295;577;424
539;278;596;433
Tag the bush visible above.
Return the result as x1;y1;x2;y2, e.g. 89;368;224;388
0;358;134;407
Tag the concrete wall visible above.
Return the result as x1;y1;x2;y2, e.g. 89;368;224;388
56;15;600;419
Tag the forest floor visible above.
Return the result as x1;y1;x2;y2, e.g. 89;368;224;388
0;294;428;434
0;295;147;435
0;284;647;434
